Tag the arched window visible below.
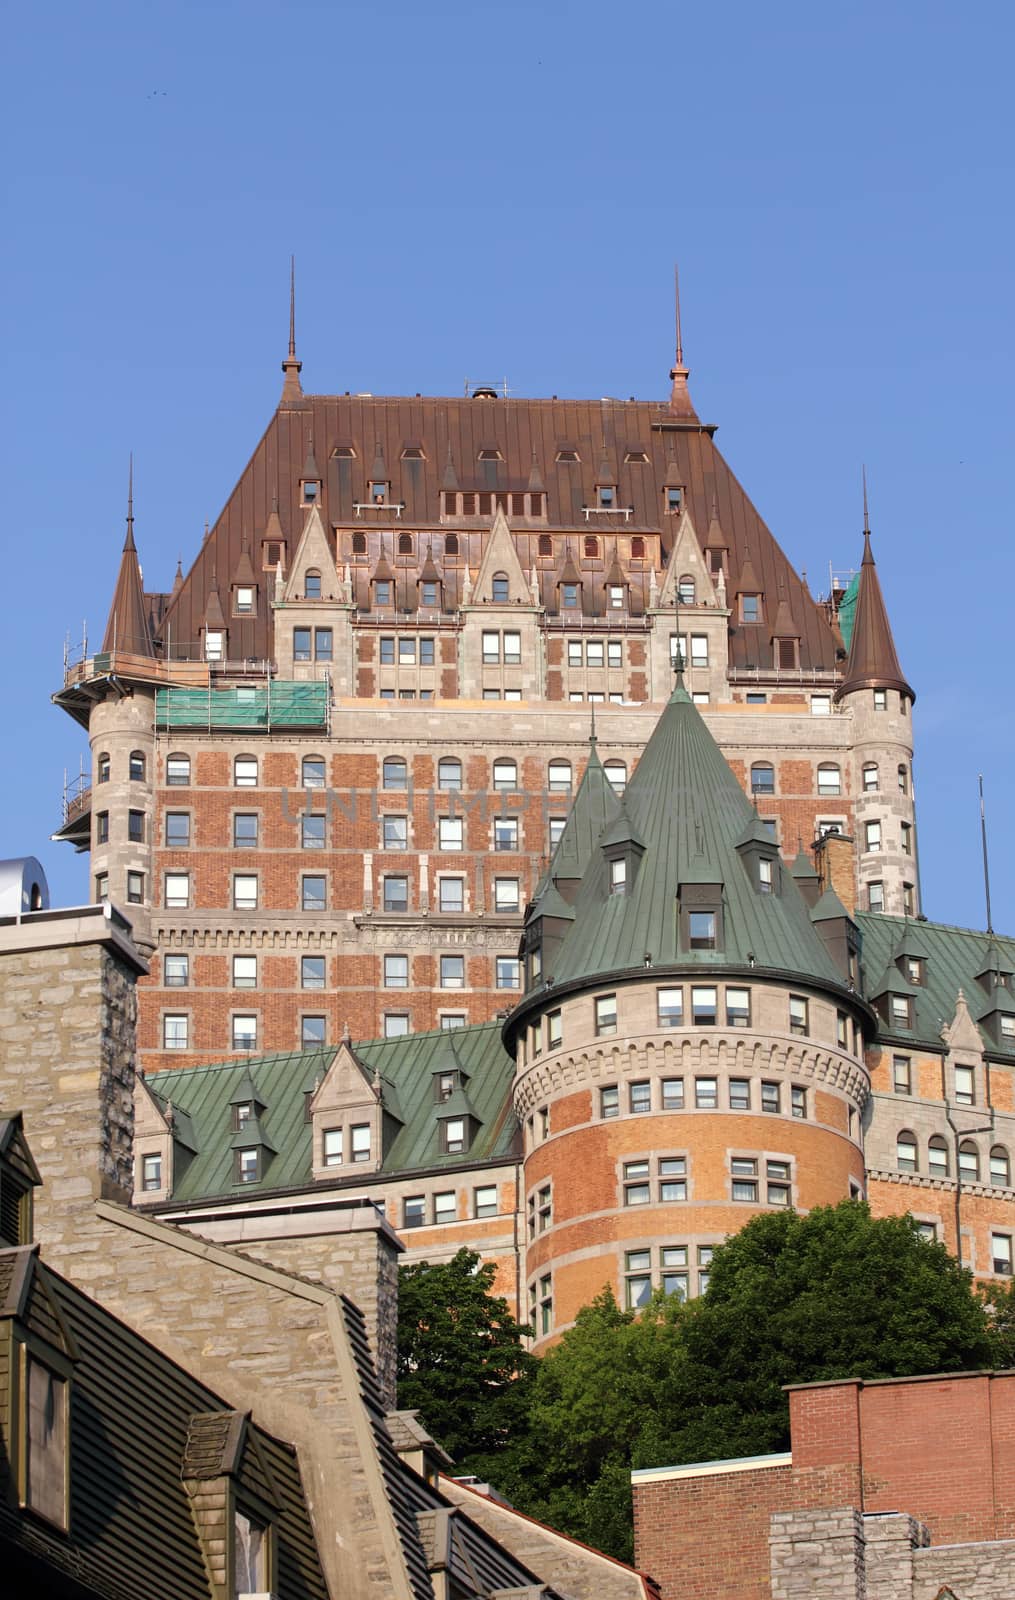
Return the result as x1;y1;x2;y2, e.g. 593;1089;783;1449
538;534;552;556
898;764;909;794
97;751;111;783
958;1141;980;1182
630;536;645;558
234;754;258;787
896;1130;918;1172
351;531;366;555
438;757;463;791
492;758;518;792
305;569;322;599
678;575;695;605
990;1145;1011;1187
604;760;627;793
302;755;326;789
548;759;573;794
584;536;599;557
444;533;459;555
492;572;510;603
928;1135;949;1177
166;752;190;787
129;750;146;782
382;756;408;791
750;762;775;796
398;532;414;555
863;762;879;793
817;762;841;796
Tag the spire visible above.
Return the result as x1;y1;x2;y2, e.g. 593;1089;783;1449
668;265;699;422
101;457;154;656
835;484;914;703
280;256;303;402
172;559;184;597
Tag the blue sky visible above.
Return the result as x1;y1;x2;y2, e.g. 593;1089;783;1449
2;1;1013;932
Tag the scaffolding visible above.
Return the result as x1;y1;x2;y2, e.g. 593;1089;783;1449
155;680;330;733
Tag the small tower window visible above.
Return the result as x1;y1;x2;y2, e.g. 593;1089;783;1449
492;573;510;602
129;750;146;782
305;569;322;599
678;576;695;605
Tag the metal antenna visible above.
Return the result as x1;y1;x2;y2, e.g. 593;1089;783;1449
674;264;684;366
288;256;297;359
979;774;994;936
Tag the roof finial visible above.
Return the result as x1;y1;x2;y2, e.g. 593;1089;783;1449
674;262;684;367
124;453;135;551
668;264;698;421
862;463;870;536
281;255;303;400
589;700;597;744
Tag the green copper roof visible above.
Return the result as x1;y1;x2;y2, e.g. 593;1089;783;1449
143;1022;516;1204
537;735;621;893
546;680;845;987
856;913;1015;1055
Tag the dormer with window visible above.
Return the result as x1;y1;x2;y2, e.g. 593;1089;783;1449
371;545;396;610
599;802;646;898
309;1036;403;1181
132;1077;197;1205
677;868;725;954
300;438;321;507
431;1062;482;1156
0;1115;41;1246
228;1068;275;1187
0;1248;78;1532
417;545;443;612
736;812;781;896
770;588;799;670
972;944;1015;1051
181;1411;282;1600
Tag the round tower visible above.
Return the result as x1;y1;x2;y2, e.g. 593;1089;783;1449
506;678;873;1348
835;515;918;919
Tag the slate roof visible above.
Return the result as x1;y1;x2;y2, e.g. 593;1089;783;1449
543;677;847;989
144;1021;517;1204
127;366;842;669
856;913;1015;1056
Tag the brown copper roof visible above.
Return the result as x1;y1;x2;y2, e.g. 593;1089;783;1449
147;382;842;673
835;528;913;702
102;474;154;657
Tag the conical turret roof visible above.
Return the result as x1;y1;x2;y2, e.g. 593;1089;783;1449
836;529;913;702
546;682;846;986
532;734;621;901
102;463;154;656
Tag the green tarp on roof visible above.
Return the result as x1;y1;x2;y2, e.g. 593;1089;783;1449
155;681;328;730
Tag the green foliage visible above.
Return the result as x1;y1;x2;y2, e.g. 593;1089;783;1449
980;1278;1015;1368
479;1204;998;1563
396;1247;535;1465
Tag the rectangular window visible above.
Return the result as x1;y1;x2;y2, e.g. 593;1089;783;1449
383;876;409;912
163;1013;188;1050
625;1249;653;1309
600;1085;619;1119
293;627;312;662
433;1190;456;1224
496;956;521;989
381;815;407;851
233;874;258;910
629;1080;651;1114
892;1055;911;1093
384;953;409;988
789;995;809;1036
302;875;326;911
992;1234;1013;1275
494;817;519;851
384;1013;409;1038
761;1081;780;1114
503;631;521;664
657;987;683;1027
300;1011;323;1049
439;816;464;852
494;878;520;912
232;1013;258;1050
767;1159;792;1205
95;872;108;902
234;757;258;787
547;1008;563;1048
729;1077;751;1111
380;637;395;664
323;1129;343;1167
164;953;189;987
474;1185;498;1218
350;1123;371;1163
438;877;464;913
165;871;190;909
586;640;605;668
398;637;416;664
791;1085;807;1119
233;812;258;848
568;639;584;667
595;994;618;1035
661;1244;688;1301
811;694;831;716
725;987;751;1028
141;1152;163;1191
126;809;145;845
901;821;912;855
732;1157;758;1202
232;954;257;989
891;995;912;1028
482;631;500;664
690;634;708;667
659;1156;687;1202
695;1077;718;1109
301;955;326;989
302;815;326;850
865;820;882;853
126;871;144;904
440;954;465;989
874;689;887;710
23;1354;68;1527
691;986;718;1026
662;1077;685;1110
167;754;190;786
165;811;190;846
688;910;717;950
623;1160;651;1206
315;628;333;661
954;1065;975;1106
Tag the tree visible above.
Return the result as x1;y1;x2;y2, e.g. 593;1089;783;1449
485;1203;997;1563
396;1247;535;1465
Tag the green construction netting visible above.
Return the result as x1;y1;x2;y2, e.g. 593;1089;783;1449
155;682;328;730
837;572;860;651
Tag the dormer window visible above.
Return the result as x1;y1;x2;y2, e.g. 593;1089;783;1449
597;485;616;509
305;569;322;599
233;1101;253;1131
374;579;392;606
371;481;388;505
302;480;318;503
905;957;924;985
492;573;510;602
234;585;255;614
689;911;716;949
434;1071;457;1103
759;858;773;894
561;583;579;607
607;585;625;609
666;487;683;513
440;1117;467;1154
891;995;913;1029
740;594;761;623
610;858;627;895
556;448;580;463
678;576;695;605
205;629;225;662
